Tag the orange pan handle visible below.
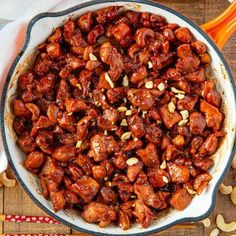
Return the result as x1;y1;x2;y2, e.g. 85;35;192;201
201;0;236;49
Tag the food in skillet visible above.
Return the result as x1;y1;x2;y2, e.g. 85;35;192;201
12;6;225;229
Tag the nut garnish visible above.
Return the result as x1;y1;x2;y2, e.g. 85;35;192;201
117;106;128;112
122;74;129;87
125;110;132;116
121;132;132;142
120;119;128;126
162;176;168;183
168;101;176;113
126;157;138;166
145;81;154;89
142;111;147;118
94;101;101;107
180;110;189;120
89;52;97;61
148;61;153;69
157;82;165;91
175;94;185;99
160;160;167;169
76;83;82;90
171;87;185;94
76;140;83;148
105;73;114;88
178;119;188;126
104;130;108;136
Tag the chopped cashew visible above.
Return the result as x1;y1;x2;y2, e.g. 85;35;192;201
0;172;16;188
171;87;185;94
125;110;132;116
210;228;219;236
145;81;153;89
160;160;167;169
216;214;236;232
76;83;82;90
178;119;188;126
162;176;168;183
126;157;138;166
117;106;128;112
175;93;185;99
89;52;97;61
121;132;132;142
104;130;108;136
219;183;232;195
157;82;165;91
120;119;128;126
230;186;236;205
76;140;83;148
105;73;114;88
122;75;129;87
148;61;153;69
201;218;211;227
168;101;176;113
180;110;189;120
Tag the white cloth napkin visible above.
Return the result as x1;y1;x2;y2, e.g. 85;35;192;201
0;0;90;173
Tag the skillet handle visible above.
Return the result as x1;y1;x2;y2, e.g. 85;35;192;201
201;0;236;49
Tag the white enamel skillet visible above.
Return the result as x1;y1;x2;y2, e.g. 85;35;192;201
1;0;236;235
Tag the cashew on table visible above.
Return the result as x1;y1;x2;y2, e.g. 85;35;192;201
216;214;236;232
0;171;16;188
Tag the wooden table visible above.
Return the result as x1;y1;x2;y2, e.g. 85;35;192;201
1;0;236;235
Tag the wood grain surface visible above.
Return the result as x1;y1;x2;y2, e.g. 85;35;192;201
1;0;236;235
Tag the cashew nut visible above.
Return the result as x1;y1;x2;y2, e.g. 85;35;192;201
230;186;236;205
210;228;219;236
0;172;16;188
216;213;236;232
219;183;233;195
232;152;236;169
201;218;211;227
